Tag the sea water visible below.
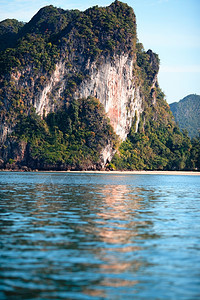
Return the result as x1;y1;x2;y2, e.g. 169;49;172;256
0;172;200;299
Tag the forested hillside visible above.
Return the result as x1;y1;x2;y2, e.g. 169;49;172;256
0;1;199;171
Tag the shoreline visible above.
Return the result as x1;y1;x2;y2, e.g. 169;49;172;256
1;169;200;175
67;170;200;175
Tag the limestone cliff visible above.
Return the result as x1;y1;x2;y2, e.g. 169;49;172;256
0;1;162;170
33;54;144;140
73;54;143;139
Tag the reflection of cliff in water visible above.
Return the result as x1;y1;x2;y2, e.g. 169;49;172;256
96;184;142;244
83;184;147;297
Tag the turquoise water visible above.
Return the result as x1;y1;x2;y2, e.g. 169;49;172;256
0;172;200;299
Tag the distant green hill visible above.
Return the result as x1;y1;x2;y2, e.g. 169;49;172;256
170;94;200;138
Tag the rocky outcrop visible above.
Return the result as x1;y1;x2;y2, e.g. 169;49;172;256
34;61;66;116
74;54;143;140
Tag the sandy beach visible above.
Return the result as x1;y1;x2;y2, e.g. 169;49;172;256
43;170;200;176
1;169;200;175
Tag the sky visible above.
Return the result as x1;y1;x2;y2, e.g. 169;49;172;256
0;0;199;104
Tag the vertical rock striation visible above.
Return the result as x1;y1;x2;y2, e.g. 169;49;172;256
74;54;143;140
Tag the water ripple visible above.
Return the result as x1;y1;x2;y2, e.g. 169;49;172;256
0;172;200;299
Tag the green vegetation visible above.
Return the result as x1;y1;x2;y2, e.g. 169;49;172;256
110;84;193;170
10;97;117;170
111;122;192;171
188;136;200;170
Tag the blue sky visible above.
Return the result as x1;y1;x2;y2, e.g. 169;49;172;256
0;0;199;104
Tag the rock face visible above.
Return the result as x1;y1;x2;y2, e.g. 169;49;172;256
34;61;66;116
0;1;160;169
31;54;143;141
74;54;142;140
